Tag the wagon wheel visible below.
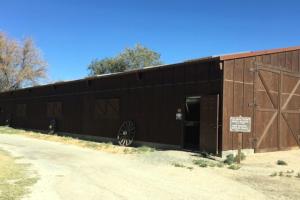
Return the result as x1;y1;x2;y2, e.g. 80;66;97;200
117;121;136;146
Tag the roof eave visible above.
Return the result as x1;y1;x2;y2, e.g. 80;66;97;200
220;45;300;61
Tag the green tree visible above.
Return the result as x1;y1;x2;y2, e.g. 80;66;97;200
88;44;163;75
88;57;127;75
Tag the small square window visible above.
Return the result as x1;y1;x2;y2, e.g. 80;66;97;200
47;102;62;119
95;98;120;119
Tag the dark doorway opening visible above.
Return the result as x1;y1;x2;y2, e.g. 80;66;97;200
184;96;201;150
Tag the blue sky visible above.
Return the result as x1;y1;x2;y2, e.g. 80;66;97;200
1;0;300;82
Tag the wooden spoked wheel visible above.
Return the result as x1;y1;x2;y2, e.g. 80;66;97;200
117;121;135;146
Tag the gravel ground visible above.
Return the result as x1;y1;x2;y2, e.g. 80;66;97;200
0;133;299;200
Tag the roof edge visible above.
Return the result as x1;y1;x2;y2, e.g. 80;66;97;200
220;45;300;61
0;56;219;95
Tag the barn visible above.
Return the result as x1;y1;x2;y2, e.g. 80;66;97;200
0;46;299;156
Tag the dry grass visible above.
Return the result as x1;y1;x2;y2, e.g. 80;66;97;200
0;149;38;200
0;126;155;154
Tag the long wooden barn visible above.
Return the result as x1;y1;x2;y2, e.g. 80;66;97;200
0;46;300;156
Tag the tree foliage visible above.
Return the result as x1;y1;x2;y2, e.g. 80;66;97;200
88;44;163;75
0;32;47;92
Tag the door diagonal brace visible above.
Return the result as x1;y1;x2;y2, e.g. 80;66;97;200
256;111;278;148
281;80;300;110
281;113;300;147
258;71;277;109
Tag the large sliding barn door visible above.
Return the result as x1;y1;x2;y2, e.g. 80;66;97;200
254;66;300;152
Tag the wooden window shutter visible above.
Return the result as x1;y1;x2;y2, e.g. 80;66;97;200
95;98;120;119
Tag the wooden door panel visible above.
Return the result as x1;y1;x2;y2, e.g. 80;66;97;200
280;74;300;148
280;114;299;148
199;95;219;154
254;69;279;152
259;70;279;91
255;111;278;151
256;91;278;109
281;94;300;110
255;66;300;152
282;75;299;93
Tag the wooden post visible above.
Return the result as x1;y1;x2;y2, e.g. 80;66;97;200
237;132;242;164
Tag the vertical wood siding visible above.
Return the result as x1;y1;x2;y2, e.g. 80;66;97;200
0;60;222;147
222;50;300;151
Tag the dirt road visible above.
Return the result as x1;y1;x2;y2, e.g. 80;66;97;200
0;133;299;200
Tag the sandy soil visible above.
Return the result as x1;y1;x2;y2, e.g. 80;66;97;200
220;150;300;200
0;133;299;200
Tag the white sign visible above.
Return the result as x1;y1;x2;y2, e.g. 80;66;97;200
176;112;182;120
230;116;251;133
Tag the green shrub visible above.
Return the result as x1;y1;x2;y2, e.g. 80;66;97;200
224;153;246;165
277;160;288;165
193;159;208;168
224;154;235;165
193;159;226;168
172;162;185;168
228;164;241;170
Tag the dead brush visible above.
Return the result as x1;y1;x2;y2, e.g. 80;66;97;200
270;172;277;177
278;171;284;176
172;162;186;168
171;163;194;171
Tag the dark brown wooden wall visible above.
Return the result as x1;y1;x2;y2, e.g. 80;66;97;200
0;60;222;146
222;50;300;151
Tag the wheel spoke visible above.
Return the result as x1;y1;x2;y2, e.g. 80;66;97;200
120;139;125;146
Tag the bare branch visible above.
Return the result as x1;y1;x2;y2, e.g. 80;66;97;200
0;32;47;92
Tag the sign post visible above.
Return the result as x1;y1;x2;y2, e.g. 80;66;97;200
237;133;242;164
230;116;251;164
